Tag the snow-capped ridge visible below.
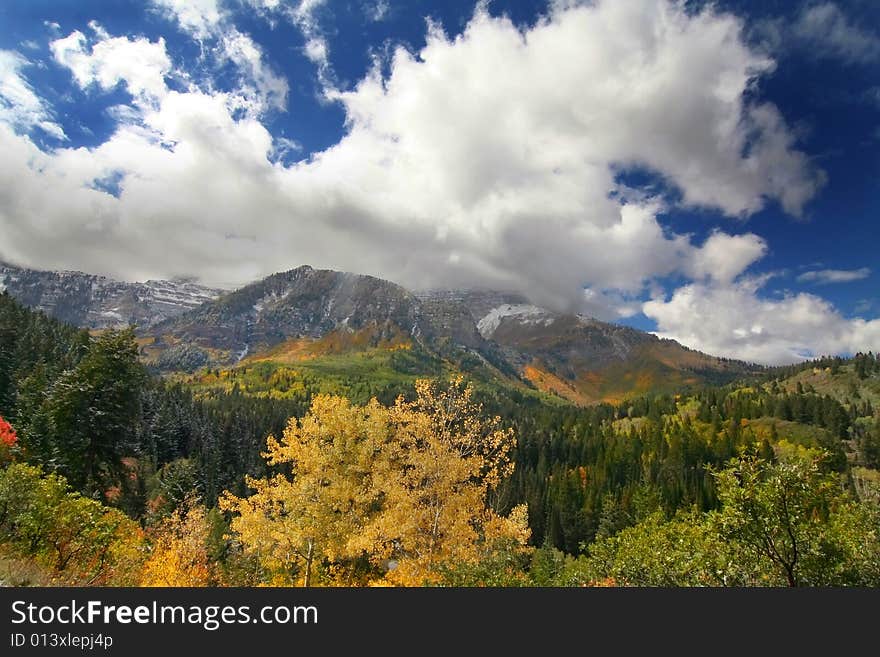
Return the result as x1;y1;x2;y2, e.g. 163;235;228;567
477;304;555;338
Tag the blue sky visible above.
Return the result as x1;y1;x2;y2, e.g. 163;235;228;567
0;0;878;364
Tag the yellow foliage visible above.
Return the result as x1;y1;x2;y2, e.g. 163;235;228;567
140;499;213;587
221;377;527;586
523;362;593;405
105;526;147;586
221;395;389;586
358;376;520;585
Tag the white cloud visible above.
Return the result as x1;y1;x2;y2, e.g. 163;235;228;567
303;37;328;66
0;89;279;284
647;248;875;364
50;28;171;103
688;232;767;284
581;287;643;321
288;1;332;86
152;0;223;41
244;0;288;12
244;0;327;34
0;0;838;353
755;3;880;65
0;50;66;139
245;0;333;89
644;277;880;365
149;1;288;114
797;267;871;284
792;3;880;64
288;0;327;24
219;30;289;112
52;15;287;118
271;135;302;160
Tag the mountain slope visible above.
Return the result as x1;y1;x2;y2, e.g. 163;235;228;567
4;261;757;405
420;290;756;404
141;266;509;376
0;262;222;329
145;270;756;404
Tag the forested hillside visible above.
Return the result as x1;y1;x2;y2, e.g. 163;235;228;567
1;292;878;586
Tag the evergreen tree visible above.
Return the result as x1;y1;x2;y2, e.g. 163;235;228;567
46;328;146;503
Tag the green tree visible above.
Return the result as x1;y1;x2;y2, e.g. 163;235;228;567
583;509;734;586
0;463;143;584
46;328;145;502
582;454;880;586
149;458;202;517
711;454;877;586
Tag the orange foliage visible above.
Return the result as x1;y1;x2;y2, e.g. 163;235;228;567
589;576;618;587
243;326;411;365
523;362;593;405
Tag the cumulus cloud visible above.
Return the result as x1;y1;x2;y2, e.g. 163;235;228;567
644;277;880;365
0;50;66;139
50;26;171;103
797;267;871;284
0;0;830;340
688;232;767;284
646;249;875;364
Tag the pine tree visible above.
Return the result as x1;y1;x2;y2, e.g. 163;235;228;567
45;328;146;503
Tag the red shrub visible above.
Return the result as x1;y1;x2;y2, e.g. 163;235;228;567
0;416;17;448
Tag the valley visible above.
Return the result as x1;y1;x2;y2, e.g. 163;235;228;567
1;266;878;587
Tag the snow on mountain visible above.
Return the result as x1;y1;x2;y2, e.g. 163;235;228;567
476;304;555;338
0;262;223;329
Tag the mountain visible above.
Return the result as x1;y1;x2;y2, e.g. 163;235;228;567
140;265;511;376
141;267;756;402
1;261;757;404
0;262;222;329
419;290;754;404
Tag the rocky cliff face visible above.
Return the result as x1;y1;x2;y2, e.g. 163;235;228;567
0;263;222;329
418;289;656;370
145;266;505;369
418;289;753;404
416;289;531;326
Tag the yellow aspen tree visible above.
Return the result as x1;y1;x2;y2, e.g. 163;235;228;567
220;395;389;586
356;377;526;585
140;497;213;587
221;379;529;587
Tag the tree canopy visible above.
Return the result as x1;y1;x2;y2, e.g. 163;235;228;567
221;377;530;586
